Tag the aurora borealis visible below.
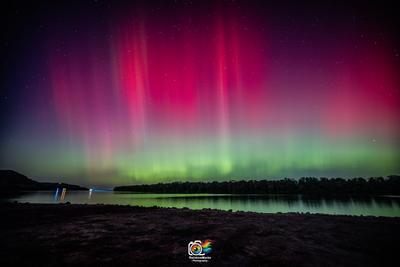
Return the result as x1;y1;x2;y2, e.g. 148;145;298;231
1;1;399;186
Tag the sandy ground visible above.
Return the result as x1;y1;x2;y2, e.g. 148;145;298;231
0;203;399;266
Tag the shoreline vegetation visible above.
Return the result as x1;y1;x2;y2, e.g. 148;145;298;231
1;170;399;196
114;175;400;195
1;203;399;266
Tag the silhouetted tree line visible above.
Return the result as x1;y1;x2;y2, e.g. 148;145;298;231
114;175;400;195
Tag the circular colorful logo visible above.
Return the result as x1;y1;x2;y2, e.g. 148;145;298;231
190;243;203;255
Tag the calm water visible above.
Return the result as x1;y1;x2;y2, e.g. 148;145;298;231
4;191;400;217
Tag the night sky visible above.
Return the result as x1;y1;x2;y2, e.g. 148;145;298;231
1;0;399;187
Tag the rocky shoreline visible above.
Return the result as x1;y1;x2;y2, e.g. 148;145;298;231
1;203;399;266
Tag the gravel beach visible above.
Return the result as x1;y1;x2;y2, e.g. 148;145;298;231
1;203;399;266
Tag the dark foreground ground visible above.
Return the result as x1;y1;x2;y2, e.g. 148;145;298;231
0;203;399;267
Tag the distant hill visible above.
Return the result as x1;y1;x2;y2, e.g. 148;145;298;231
114;176;400;195
0;170;87;192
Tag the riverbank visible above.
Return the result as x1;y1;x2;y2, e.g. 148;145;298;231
1;203;399;266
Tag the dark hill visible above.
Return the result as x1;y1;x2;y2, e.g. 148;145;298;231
0;170;87;192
